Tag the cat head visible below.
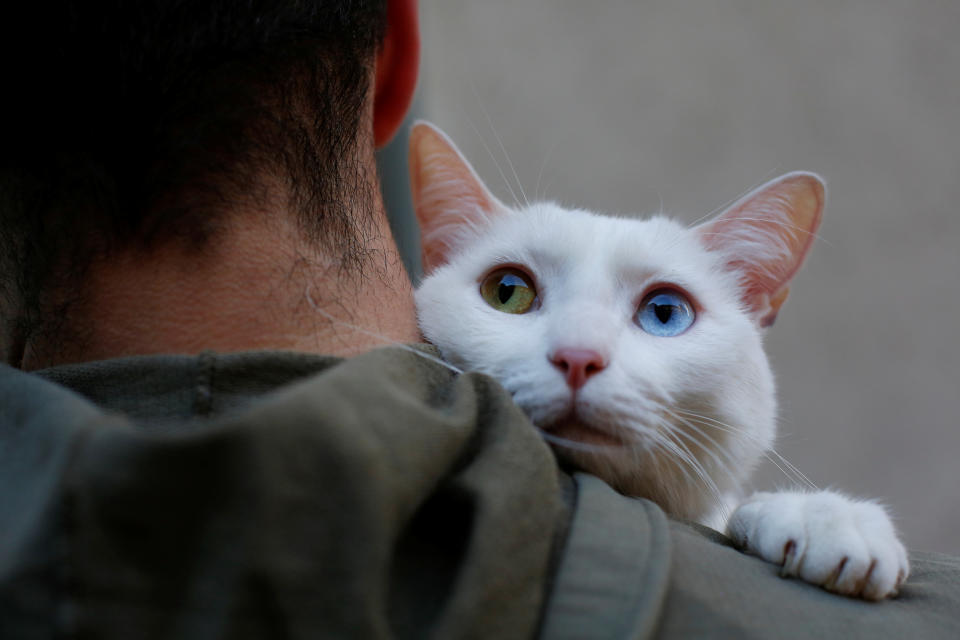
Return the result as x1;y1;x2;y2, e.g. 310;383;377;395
410;121;824;519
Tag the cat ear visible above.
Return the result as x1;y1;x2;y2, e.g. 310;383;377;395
697;172;825;328
409;121;507;273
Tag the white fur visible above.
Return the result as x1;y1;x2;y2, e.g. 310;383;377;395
728;490;909;600
414;190;908;600
416;202;775;521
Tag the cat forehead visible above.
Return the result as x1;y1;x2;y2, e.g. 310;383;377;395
460;202;720;281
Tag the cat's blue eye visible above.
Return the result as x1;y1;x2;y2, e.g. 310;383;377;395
635;289;695;337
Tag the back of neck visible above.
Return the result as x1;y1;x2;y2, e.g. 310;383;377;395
20;206;419;370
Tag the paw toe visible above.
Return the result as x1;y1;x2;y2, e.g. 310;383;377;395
728;491;909;600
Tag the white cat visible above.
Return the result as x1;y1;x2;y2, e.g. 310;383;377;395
409;121;909;600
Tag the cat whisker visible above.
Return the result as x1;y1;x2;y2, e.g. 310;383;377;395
663;407;747;474
674;408;818;490
685;169;782;229
652;423;727;517
663;210;829;258
605;391;673;423
643;412;726;505
698;217;831;247
664;409;740;484
304;285;463;375
661;415;741;523
474;90;529;208
465;85;529;208
674;408;816;489
642;434;702;501
543;398;708;499
463;115;523;208
534;140;559;202
603;398;681;432
674;408;800;478
536;429;623;454
658;418;728;497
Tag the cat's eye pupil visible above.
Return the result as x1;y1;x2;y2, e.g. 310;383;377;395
498;283;515;304
636;289;695;337
480;268;537;314
654;304;673;324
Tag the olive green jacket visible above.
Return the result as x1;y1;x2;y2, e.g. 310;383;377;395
1;347;957;638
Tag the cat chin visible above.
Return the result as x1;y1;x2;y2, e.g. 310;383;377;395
541;416;628;449
538;408;739;520
550;442;711;519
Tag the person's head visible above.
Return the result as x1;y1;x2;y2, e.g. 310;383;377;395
1;0;419;366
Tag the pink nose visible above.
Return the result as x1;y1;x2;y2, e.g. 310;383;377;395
549;348;607;390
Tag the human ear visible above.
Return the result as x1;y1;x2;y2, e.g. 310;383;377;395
373;0;420;147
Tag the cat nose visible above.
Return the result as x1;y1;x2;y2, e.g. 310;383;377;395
549;348;607;390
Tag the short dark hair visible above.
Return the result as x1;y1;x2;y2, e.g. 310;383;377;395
0;1;388;362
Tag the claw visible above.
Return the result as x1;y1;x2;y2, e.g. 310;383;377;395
779;539;799;578
823;556;849;592
729;491;907;600
851;559;876;597
895;568;906;590
889;568;906;598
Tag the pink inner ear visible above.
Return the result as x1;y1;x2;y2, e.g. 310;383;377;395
408;121;505;273
699;172;825;327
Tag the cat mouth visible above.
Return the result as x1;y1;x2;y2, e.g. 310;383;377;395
541;411;625;448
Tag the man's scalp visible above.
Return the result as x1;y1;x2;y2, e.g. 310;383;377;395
0;1;388;362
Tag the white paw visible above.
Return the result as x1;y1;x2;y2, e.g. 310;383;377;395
727;490;909;600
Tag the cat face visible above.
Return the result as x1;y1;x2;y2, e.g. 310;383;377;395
410;122;823;520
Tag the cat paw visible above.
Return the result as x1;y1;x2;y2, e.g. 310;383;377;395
726;490;909;600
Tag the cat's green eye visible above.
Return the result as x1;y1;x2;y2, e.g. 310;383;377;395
480;268;538;314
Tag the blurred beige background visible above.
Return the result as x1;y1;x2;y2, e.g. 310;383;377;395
406;0;959;552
